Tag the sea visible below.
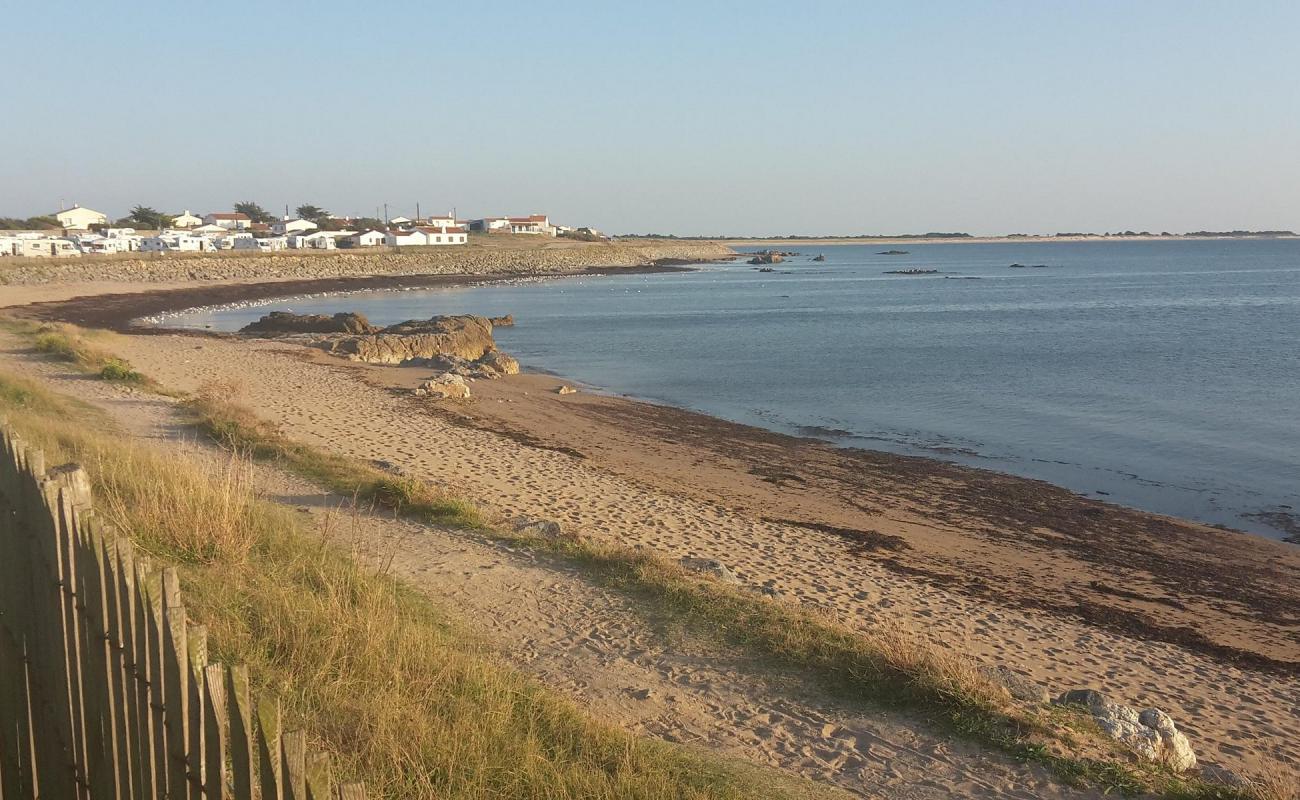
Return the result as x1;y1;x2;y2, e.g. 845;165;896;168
157;239;1300;541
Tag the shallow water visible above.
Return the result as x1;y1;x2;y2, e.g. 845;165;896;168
162;239;1300;540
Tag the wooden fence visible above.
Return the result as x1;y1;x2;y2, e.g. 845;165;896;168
0;426;366;799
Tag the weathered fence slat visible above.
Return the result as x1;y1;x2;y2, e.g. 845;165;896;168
0;428;365;799
227;666;254;800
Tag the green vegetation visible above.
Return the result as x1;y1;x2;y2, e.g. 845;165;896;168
295;204;331;224
24;322;163;390
0;214;59;230
122;204;171;229
234;200;275;224
0;369;834;799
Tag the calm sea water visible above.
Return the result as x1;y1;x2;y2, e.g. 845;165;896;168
161;240;1300;540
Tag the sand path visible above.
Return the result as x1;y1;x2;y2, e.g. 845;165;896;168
77;332;1299;779
0;333;1111;799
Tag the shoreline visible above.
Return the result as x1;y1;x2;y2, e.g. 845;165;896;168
3;275;1298;775
11;268;1296;545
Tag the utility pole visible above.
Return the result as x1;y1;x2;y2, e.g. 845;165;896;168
383;203;388;226
416;202;421;223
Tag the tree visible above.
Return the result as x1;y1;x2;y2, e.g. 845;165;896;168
295;204;329;224
127;205;169;229
234;201;274;224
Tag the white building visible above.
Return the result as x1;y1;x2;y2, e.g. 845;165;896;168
172;210;203;228
272;218;318;236
423;212;457;228
388;216;412;226
417;226;467;245
384;229;427;247
54;206;107;230
508;215;554;235
189;223;228;235
349;230;387;248
203;212;252;230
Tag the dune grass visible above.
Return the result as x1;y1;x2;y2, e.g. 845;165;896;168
0;370;834;800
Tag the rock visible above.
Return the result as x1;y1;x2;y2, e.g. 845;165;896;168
414;373;471;399
811;254;826;261
241;311;377;335
877;250;909;255
488;314;515;327
556;385;577;395
1138;708;1197;773
1056;689;1110;711
679;557;741;584
477;350;519;376
981;666;1050;704
510;516;568;540
747;251;785;265
1055;690;1197;772
1199;764;1246;788
321;315;497;365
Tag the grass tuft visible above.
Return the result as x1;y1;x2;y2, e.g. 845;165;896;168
22;321;164;389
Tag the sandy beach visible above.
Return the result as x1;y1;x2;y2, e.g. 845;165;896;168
2;263;1297;792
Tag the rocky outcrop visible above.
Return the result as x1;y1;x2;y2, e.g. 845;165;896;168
240;311;377;335
320;315;497;364
488;315;515;328
1055;690;1197;772
413;374;471;399
747;251;785;265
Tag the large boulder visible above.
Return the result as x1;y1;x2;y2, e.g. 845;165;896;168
1055;690;1197;772
413;373;471;400
241;311;377;335
477;350;519;376
320;315;498;365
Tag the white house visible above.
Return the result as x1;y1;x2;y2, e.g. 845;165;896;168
423;212;457;228
189;223;228;235
388;216;412;226
272;218;318;236
172;210;203;228
203;212;252;230
467;217;510;233
417;226;467;246
508;215;554;235
54;206;107;230
385;229;427;246
349;230;387;248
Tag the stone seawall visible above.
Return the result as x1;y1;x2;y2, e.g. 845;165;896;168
0;241;734;286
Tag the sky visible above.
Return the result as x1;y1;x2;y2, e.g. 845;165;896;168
3;0;1298;236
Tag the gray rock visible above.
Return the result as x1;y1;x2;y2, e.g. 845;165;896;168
679;557;741;584
1055;689;1110;710
511;516;567;540
556;385;577;395
982;666;1050;704
413;373;471;399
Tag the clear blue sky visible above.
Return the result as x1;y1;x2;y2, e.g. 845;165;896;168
3;0;1297;235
